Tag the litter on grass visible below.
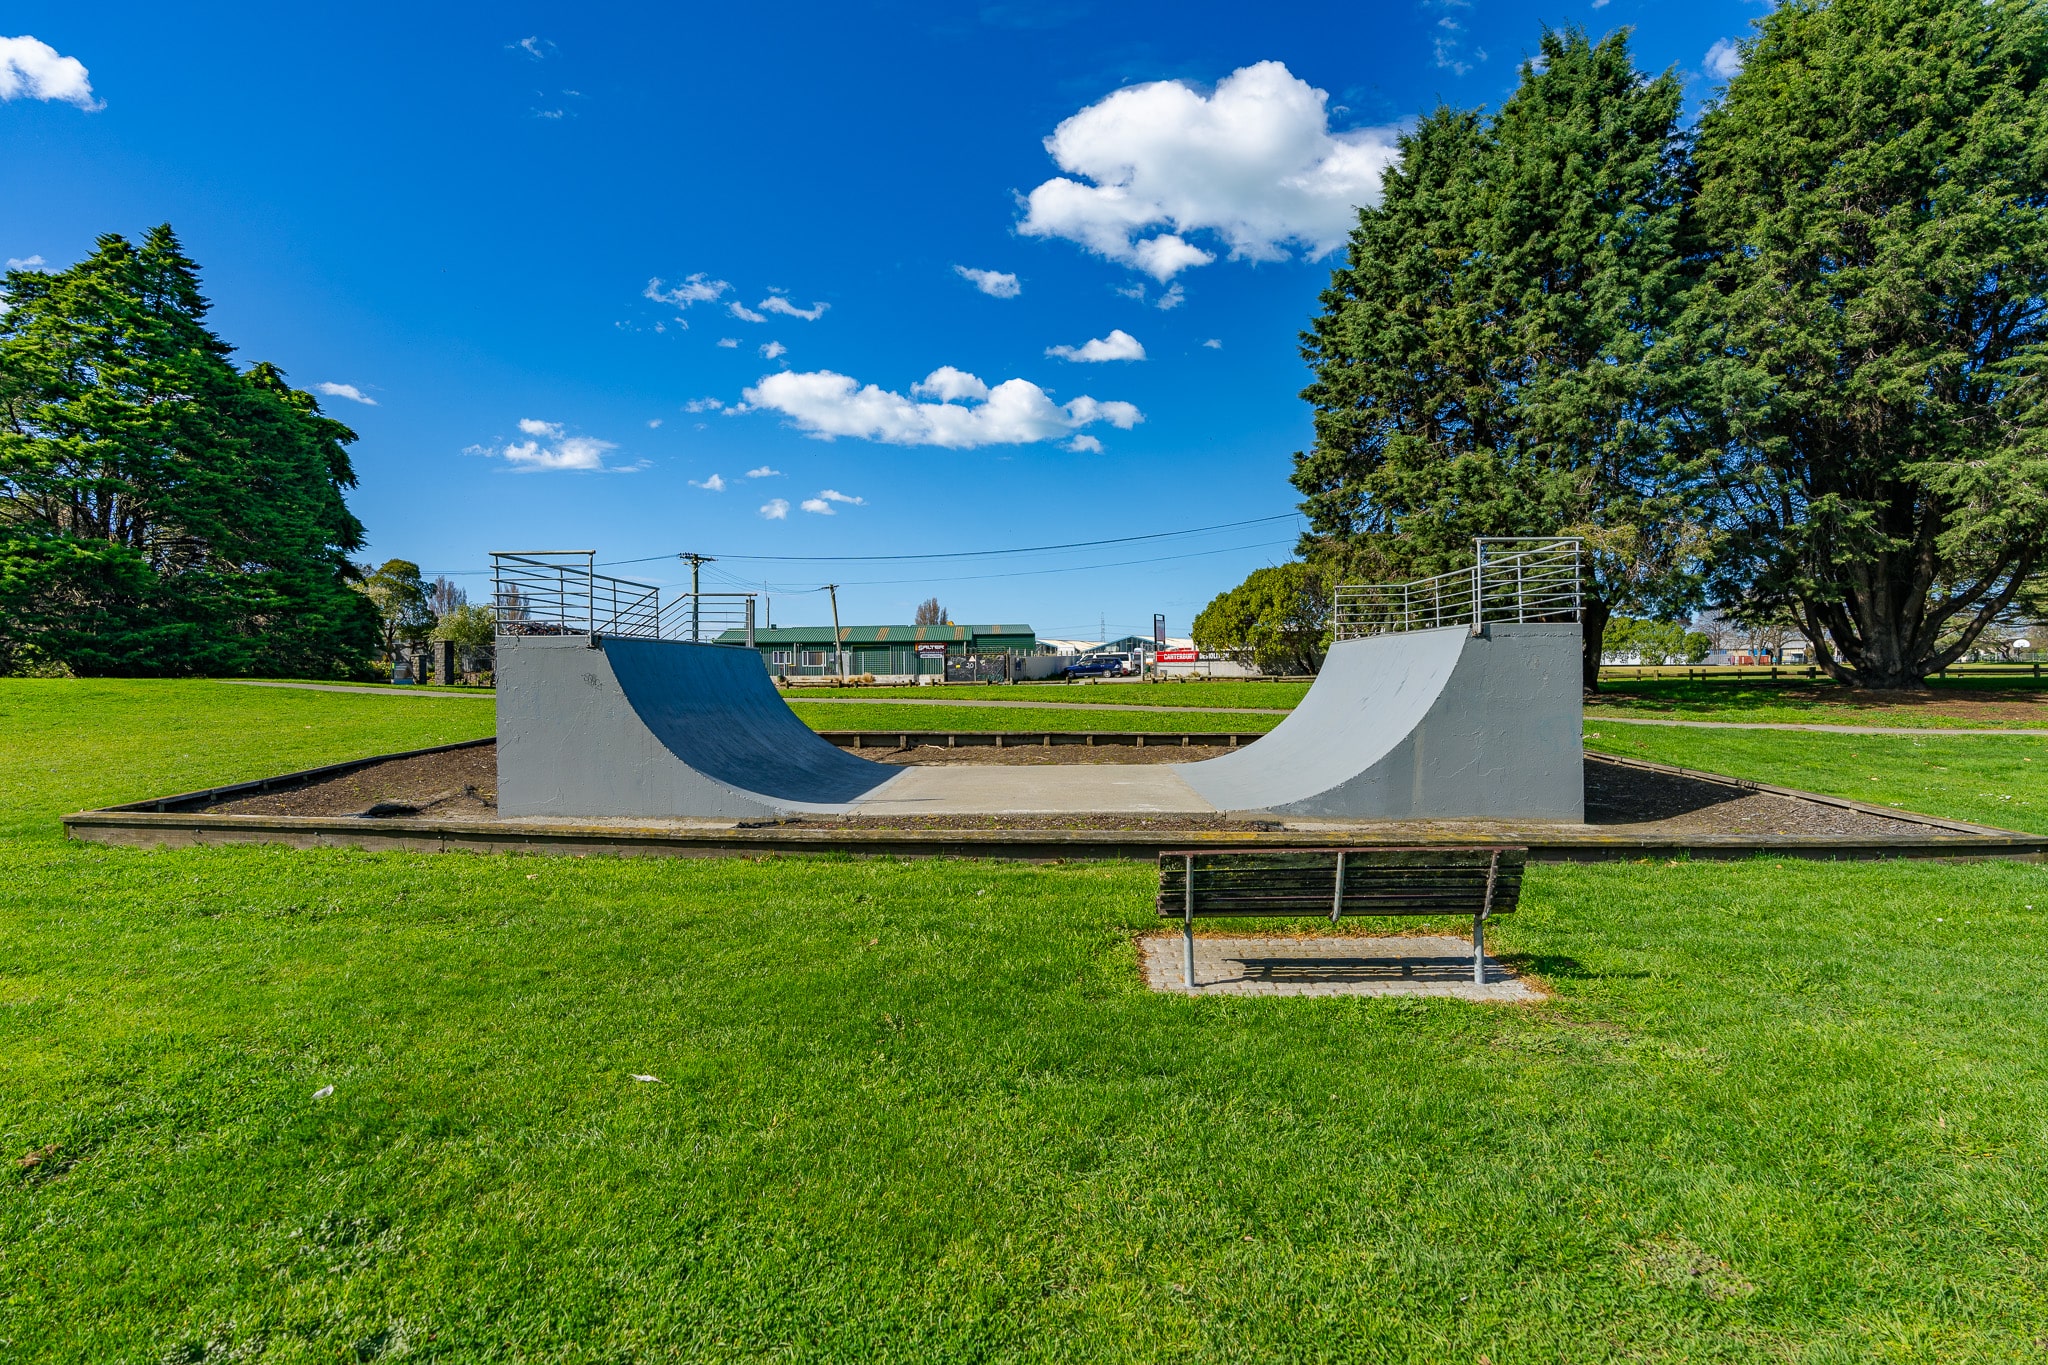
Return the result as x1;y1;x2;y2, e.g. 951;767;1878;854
311;1085;334;1099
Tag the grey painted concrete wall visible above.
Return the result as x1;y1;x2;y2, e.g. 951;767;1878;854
1175;624;1584;821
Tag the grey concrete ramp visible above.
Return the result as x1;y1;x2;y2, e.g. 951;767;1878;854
497;635;901;818
497;623;1581;822
1174;623;1583;821
853;766;1215;816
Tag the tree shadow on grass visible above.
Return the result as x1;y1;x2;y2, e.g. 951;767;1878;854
1497;953;1648;983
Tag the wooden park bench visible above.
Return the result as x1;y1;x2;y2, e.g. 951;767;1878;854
1157;847;1527;989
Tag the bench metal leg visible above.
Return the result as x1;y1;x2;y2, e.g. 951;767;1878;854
1472;913;1486;985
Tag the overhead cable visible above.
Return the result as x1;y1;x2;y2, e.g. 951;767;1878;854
592;512;1299;568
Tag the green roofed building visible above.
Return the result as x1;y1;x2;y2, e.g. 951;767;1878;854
715;623;1037;678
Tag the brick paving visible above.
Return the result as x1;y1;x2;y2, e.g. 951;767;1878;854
1140;933;1542;1001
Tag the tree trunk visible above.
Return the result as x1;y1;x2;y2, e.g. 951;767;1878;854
1581;599;1611;697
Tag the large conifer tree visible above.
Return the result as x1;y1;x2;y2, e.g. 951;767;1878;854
1292;29;1698;691
0;227;377;676
1684;0;2048;689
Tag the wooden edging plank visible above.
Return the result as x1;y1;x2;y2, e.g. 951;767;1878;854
57;739;2048;866
58;808;2048;864
99;737;498;814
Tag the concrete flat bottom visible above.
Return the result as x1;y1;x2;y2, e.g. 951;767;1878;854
855;764;1216;815
1141;934;1541;1001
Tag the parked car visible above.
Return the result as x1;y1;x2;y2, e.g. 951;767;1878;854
1062;653;1135;679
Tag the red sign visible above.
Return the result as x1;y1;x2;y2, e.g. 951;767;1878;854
1156;648;1200;663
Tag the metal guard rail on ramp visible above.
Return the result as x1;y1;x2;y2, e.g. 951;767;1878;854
1334;537;1580;640
492;550;757;645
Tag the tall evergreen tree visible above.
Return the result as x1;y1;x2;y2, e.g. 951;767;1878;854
1292;29;1698;691
0;227;376;676
1684;0;2048;689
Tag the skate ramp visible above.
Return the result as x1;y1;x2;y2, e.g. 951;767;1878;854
497;624;1581;822
497;635;901;818
1175;623;1583;820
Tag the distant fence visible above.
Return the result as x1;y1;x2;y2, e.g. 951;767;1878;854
1599;662;2048;683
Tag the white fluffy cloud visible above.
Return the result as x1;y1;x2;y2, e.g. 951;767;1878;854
644;273;729;309
760;340;787;359
315;382;377;405
1019;60;1400;280
759;295;828;320
716;338;739;348
745;465;781;478
1203;338;1222;349
743;367;1141;450
691;473;727;491
1066;435;1104;454
729;301;767;323
684;397;724;413
760;498;790;520
0;36;98;108
1047;329;1145;363
1705;38;1744;81
470;418;634;472
6;255;46;270
798;490;864;515
955;266;1022;298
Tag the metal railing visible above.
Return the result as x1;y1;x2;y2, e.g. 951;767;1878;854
656;591;757;644
491;551;756;645
1333;538;1581;641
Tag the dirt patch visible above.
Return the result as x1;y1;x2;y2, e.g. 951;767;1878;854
189;739;1943;841
204;744;498;820
1583;758;1906;838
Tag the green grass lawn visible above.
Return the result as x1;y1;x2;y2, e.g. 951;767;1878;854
0;681;496;841
8;680;2048;1360
1587;676;2048;729
1584;724;2048;835
786;701;1284;734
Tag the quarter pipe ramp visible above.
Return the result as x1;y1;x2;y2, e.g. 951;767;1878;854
495;623;1582;822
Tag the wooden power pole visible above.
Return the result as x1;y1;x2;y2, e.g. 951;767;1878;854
825;583;845;680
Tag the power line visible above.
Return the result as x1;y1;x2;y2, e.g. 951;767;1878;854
820;537;1294;588
591;512;1299;567
418;514;1302;586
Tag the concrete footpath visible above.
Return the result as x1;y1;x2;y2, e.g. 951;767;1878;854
1587;714;2048;737
221;680;491;699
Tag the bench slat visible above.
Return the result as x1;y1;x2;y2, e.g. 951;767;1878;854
1156;846;1526;920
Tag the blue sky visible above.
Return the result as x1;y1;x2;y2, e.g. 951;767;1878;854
3;2;1760;641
